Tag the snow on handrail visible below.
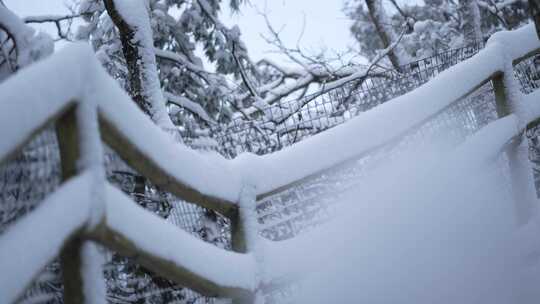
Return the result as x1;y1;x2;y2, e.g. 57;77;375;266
0;44;243;213
88;183;256;297
0;173;93;304
245;23;540;198
0;175;256;302
0;49;80;167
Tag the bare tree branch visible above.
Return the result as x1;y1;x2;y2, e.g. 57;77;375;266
24;14;90;41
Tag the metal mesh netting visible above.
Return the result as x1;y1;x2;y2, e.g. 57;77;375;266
105;149;230;304
0;135;232;303
102;147;232;304
203;44;484;158
0;130;60;234
254;54;540;245
0;129;64;303
0;25;18;78
515;54;540;94
256;59;540;304
257;82;498;242
255;80;505;304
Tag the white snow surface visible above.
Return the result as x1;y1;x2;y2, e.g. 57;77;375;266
0;44;85;163
76;92;106;229
81;242;107;304
0;173;93;304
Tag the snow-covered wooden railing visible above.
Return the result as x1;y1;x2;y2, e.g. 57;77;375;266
249;24;540;202
0;45;258;303
1;23;540;304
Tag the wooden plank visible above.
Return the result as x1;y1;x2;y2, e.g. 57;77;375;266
512;48;540;65
59;236;86;304
230;186;257;304
98;112;238;218
492;72;511;118
87;219;253;299
493;73;538;225
56;105;81;180
55;106;89;304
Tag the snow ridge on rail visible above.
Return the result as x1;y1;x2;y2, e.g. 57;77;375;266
102;184;257;293
0;43;244;204
0;173;93;304
240;23;540;195
0;173;257;303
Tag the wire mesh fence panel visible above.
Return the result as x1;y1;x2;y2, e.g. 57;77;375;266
104;147;231;304
0;128;64;303
257;79;499;241
207;44;486;159
256;46;540;255
515;53;540;94
516;52;540;193
0;25;18;76
0;129;61;234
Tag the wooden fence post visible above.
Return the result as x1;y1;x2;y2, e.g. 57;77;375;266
231;184;260;304
55;106;88;303
56;104;107;303
492;73;538;225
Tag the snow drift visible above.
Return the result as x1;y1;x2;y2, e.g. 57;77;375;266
267;136;536;304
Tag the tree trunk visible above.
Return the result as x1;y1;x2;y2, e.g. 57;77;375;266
103;0;175;130
459;0;483;44
365;0;406;70
103;0;151;116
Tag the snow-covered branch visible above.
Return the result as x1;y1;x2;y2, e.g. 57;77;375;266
237;23;407;118
365;0;410;69
0;5;53;81
103;0;175;130
24;13;89;41
165;92;216;125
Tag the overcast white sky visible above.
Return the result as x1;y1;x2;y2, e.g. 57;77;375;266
4;0;355;64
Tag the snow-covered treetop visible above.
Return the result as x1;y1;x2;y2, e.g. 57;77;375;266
75;0;255;132
344;0;529;61
0;4;53;82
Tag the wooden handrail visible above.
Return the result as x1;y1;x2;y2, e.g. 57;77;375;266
98;113;238;217
85;184;255;299
51;102;256;302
